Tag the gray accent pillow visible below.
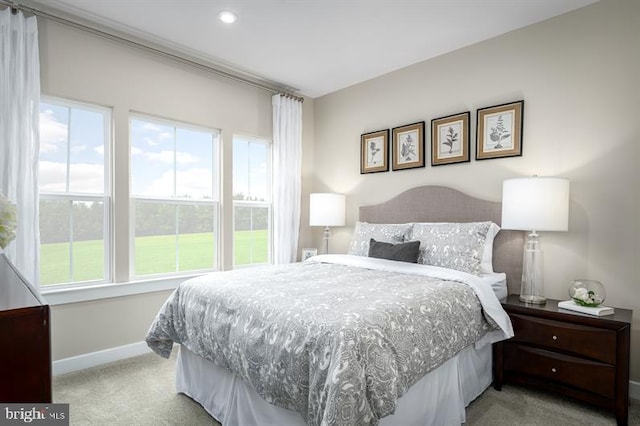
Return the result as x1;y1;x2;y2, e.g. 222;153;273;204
348;222;413;256
368;238;420;263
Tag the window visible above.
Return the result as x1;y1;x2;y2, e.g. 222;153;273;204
233;136;271;266
38;98;111;286
130;115;220;277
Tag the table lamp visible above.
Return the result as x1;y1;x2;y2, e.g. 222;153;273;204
309;193;345;254
501;176;570;304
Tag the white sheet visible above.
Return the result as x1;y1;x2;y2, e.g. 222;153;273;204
176;343;492;426
478;272;508;302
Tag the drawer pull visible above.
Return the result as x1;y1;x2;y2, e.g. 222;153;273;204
551;368;557;373
552;335;558;341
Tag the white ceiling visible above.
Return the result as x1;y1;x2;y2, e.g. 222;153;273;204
27;0;597;98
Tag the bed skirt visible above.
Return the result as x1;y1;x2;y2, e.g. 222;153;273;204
175;342;492;426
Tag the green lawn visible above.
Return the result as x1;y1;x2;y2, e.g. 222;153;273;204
40;230;268;285
234;229;269;266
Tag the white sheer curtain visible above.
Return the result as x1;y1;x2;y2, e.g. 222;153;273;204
0;8;41;284
272;94;303;264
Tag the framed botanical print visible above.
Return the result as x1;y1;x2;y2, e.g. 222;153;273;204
431;111;470;166
392;121;425;170
476;100;524;160
360;129;389;174
301;248;317;261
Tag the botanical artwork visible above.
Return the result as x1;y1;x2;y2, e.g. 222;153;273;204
483;111;514;151
302;248;318;261
476;100;523;160
431;112;469;166
366;136;385;168
439;123;462;158
392;122;425;170
397;130;418;164
360;129;389;174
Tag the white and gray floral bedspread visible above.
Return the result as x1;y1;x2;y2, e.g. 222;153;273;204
145;254;513;426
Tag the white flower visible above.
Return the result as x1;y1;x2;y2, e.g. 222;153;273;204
573;286;602;305
573;287;589;301
0;195;17;249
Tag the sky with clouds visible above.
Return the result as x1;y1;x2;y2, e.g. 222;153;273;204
130;118;216;199
39;102;270;202
39;102;105;194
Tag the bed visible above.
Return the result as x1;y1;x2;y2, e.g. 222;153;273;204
146;186;524;425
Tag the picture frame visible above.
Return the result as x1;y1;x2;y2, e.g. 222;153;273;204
360;129;389;174
476;100;524;160
301;248;317;261
392;121;425;170
431;111;470;166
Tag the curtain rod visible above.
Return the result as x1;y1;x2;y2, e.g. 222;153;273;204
1;1;304;103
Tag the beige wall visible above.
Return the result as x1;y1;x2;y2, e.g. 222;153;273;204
38;19;315;359
313;0;640;381
51;291;173;359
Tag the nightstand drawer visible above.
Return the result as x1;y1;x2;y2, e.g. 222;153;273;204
504;344;615;398
509;313;617;364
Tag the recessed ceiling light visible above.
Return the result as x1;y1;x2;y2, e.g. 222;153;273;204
218;11;237;24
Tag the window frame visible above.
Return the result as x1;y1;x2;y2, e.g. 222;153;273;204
38;96;113;289
232;135;273;268
128;113;221;279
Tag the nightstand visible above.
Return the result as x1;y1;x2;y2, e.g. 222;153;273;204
493;295;632;426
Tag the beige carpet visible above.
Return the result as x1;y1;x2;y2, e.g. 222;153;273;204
53;351;639;425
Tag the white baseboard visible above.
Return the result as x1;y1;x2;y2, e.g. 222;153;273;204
631;380;640;401
53;341;152;376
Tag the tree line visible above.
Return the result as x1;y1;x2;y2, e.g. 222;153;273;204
39;194;269;244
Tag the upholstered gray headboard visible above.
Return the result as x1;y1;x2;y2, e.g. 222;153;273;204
359;185;524;295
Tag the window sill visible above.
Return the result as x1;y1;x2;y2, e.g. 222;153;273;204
41;274;202;306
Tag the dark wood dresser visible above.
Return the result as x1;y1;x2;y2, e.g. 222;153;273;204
0;254;52;402
494;295;632;426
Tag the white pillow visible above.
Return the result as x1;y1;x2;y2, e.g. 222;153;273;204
348;222;413;256
409;221;498;275
480;222;501;274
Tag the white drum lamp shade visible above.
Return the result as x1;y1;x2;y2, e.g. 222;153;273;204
502;177;569;232
309;193;345;254
502;177;570;304
309;193;345;227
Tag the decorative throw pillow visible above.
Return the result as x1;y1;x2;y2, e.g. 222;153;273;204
348;222;413;256
368;238;420;263
409;222;494;275
480;222;501;274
